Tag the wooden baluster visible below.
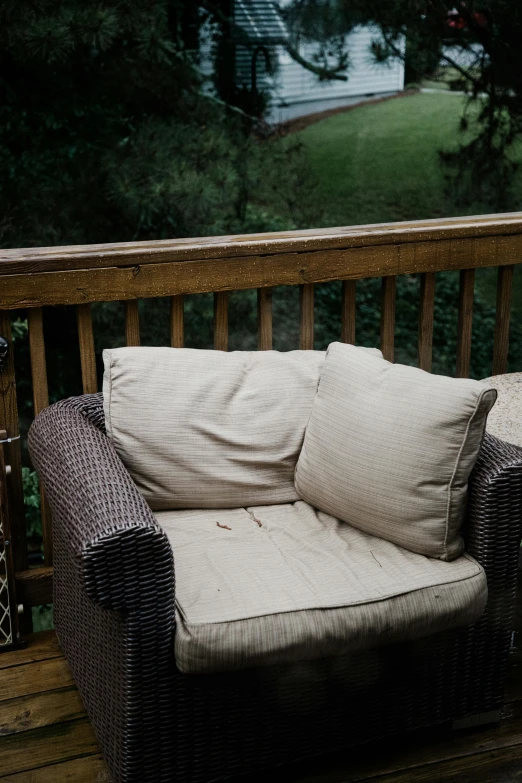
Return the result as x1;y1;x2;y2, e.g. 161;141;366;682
124;300;140;346
493;265;514;376
27;308;53;567
76;304;98;393
418;272;436;372
380;276;396;362
299;284;314;350
28;309;49;415
341;280;356;344
0;312;26;577
170;295;184;348
214;292;229;351
456;269;475;378
257;288;272;351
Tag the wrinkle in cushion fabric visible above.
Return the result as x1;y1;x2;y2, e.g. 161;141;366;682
295;343;497;561
103;346;381;510
156;502;487;673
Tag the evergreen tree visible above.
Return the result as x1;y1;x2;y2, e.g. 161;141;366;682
0;0;319;249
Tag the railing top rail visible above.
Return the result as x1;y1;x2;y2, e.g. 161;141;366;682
1;212;522;277
1;213;522;310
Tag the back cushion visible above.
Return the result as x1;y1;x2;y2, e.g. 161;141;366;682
295;343;497;561
103;347;330;510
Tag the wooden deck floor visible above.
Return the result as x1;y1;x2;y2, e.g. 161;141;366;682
1;587;521;783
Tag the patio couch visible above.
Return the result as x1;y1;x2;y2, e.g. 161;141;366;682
28;343;522;783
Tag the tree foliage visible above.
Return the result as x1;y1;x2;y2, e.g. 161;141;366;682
0;0;322;249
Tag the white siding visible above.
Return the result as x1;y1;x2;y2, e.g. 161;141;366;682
198;18;216;88
274;26;405;107
442;44;483;69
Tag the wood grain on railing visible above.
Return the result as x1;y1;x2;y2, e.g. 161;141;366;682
456;269;475;378
299;284;314;350
493;264;514;376
418;272;436;372
341;280;356;344
2;215;522;309
76;305;97;394
0;311;27;577
170;296;184;348
214;291;228;351
380;276;396;362
257;288;272;350
27;309;53;567
124;300;140;346
15;567;53;607
2;213;522;276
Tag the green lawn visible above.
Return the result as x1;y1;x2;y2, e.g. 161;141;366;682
298;91;488;227
298;90;522;318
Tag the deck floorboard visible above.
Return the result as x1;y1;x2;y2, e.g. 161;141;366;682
1;584;520;782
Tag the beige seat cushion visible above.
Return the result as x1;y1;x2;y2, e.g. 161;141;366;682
156;502;487;673
295;343;497;561
103;346;381;510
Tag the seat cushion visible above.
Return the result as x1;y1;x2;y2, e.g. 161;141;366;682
103;346;381;510
156;501;487;673
295;342;497;561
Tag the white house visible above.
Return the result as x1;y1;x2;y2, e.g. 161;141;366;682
268;26;405;123
203;2;405;123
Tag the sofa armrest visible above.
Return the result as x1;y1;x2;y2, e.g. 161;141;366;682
448;432;522;716
28;398;175;783
465;430;522;665
28;398;174;613
467;432;522;583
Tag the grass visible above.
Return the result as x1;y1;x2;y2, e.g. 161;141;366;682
297;90;522;321
297;91;490;228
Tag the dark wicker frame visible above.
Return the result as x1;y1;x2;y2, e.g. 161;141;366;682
28;394;522;783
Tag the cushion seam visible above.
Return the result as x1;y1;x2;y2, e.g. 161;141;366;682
444;387;495;557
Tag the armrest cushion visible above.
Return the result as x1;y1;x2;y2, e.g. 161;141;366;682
28;397;174;613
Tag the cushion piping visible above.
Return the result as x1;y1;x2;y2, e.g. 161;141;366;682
174;552;483;626
444;387;497;557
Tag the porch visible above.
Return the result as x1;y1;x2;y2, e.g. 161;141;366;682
1;213;522;781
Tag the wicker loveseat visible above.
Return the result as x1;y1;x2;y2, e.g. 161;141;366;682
28;345;522;783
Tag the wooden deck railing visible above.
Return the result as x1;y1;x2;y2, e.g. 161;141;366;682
0;212;521;630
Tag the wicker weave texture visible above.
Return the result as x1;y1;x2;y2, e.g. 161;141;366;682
28;398;522;783
29;397;175;782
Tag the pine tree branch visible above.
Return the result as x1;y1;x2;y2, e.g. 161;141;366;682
197;85;270;125
378;26;481;93
438;52;481;91
284;41;347;81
